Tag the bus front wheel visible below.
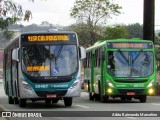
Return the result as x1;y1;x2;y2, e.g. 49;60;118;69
19;99;26;107
8;96;14;104
64;97;72;107
101;95;109;103
52;99;59;103
89;92;94;100
139;95;147;103
14;98;19;104
45;99;51;104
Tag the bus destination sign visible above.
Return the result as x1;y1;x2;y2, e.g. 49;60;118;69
108;42;152;49
27;35;69;42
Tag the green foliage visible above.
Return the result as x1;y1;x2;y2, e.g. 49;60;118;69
69;23;94;45
70;0;122;44
0;17;18;29
3;30;15;40
155;32;160;61
0;0;32;40
0;0;32;30
126;23;143;39
103;25;128;39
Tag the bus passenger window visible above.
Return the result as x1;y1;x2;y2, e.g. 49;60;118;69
108;52;115;71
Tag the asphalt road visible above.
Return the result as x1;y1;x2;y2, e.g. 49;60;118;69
0;83;160;120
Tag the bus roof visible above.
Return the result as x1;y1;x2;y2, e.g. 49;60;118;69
86;38;153;52
20;31;77;35
4;31;78;51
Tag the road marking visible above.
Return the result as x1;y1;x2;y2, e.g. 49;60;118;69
75;104;89;109
152;103;160;105
0;104;10;111
148;96;160;98
58;101;89;109
127;117;136;120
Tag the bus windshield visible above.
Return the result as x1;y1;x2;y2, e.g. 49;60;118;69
22;44;78;77
107;51;153;78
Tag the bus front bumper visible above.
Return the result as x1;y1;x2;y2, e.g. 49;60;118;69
105;87;156;97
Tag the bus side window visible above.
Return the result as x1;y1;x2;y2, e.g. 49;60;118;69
108;52;115;71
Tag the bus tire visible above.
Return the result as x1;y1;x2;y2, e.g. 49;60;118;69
64;97;72;107
15;98;19;104
19;99;26;107
52;99;59;103
45;99;51;104
89;92;94;100
8;96;14;104
127;97;132;101
88;81;90;92
121;97;126;101
139;95;147;103
101;95;109;103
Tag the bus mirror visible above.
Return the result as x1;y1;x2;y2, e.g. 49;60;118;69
12;48;19;62
80;46;86;60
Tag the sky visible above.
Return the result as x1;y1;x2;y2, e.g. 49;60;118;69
14;0;160;29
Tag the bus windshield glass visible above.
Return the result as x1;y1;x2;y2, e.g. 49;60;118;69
22;44;78;77
107;51;153;77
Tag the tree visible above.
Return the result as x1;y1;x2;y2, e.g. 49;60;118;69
0;0;32;38
0;0;32;27
68;22;105;46
103;24;128;39
126;23;143;39
70;0;122;45
69;23;91;46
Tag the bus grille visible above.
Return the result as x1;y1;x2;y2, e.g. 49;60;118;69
117;89;145;95
35;90;67;97
114;80;148;83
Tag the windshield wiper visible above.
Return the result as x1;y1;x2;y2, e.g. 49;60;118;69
132;50;143;64
51;42;64;67
55;42;64;61
118;49;128;63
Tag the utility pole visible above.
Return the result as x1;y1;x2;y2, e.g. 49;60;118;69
143;0;155;42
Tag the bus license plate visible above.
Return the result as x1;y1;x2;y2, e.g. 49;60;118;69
127;92;135;95
47;94;57;98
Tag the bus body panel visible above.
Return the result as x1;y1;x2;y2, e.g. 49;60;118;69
3;31;84;107
18;62;82;99
84;38;156;102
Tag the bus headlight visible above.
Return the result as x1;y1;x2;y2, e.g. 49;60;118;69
147;80;154;88
21;78;32;90
70;81;78;89
148;88;154;94
107;80;114;88
107;88;112;93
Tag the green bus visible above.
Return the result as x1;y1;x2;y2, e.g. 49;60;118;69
84;38;156;103
3;31;86;107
